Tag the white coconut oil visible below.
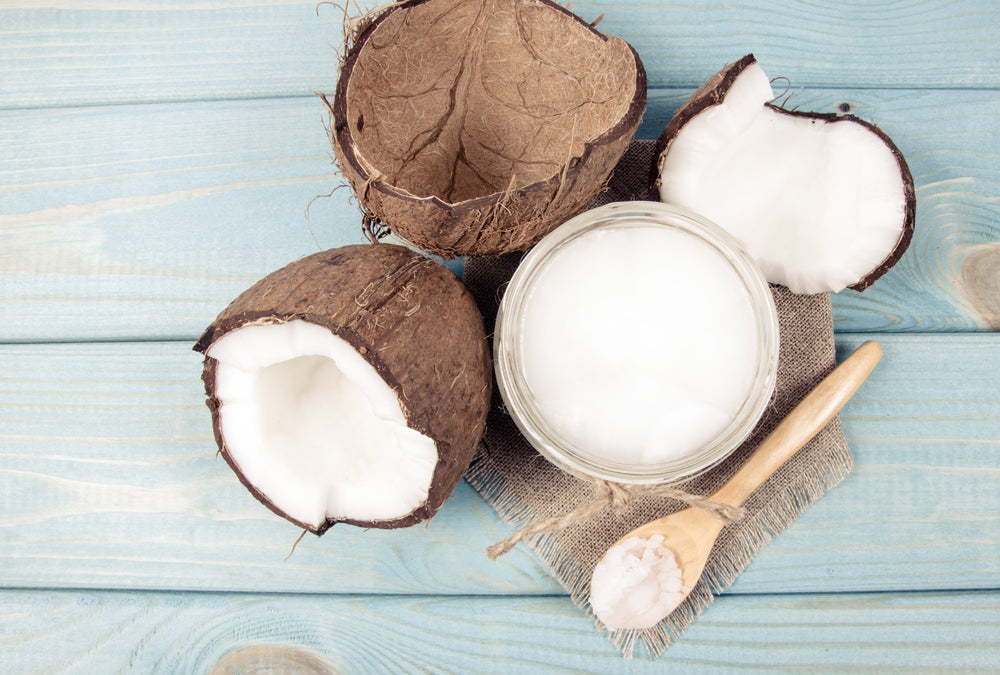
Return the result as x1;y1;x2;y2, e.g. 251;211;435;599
589;534;686;630
495;202;778;484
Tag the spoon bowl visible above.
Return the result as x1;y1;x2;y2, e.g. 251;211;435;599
591;340;883;629
620;506;725;594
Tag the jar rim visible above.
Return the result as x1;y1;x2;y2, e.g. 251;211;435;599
494;201;780;485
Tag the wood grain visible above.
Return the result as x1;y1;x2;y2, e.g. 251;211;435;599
0;98;363;342
0;342;559;596
0;1;346;109
576;0;1000;89
962;243;1000;328
207;645;338;674
4;89;999;341
1;335;996;597
3;0;998;109
732;334;1000;595
2;587;997;673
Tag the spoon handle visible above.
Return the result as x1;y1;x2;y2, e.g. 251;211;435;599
710;340;882;508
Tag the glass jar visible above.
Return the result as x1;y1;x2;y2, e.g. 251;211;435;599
494;201;779;484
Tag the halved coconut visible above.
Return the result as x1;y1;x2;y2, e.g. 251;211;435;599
653;54;915;294
327;0;646;257
194;244;491;533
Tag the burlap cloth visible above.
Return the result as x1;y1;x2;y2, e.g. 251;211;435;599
462;140;853;658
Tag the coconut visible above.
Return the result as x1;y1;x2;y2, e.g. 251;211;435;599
193;244;491;533
327;0;646;257
653;54;915;294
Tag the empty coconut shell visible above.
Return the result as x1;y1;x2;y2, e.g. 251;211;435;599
194;244;492;533
328;0;647;257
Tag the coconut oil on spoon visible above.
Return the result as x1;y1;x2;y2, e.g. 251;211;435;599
589;340;883;630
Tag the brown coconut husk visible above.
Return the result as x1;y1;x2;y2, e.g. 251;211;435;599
651;54;915;292
326;0;647;257
194;244;492;533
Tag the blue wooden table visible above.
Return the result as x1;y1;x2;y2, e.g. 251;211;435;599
2;1;998;671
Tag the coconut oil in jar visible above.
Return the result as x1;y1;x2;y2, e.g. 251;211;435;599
495;201;779;484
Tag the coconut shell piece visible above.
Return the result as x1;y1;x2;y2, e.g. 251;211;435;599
194;244;492;533
652;54;916;294
328;0;647;257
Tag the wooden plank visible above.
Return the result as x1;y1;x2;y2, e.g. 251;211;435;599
3;0;999;109
2;587;997;672
0;1;346;109
0;341;559;596
1;334;997;597
4;88;999;341
0;343;557;593
1;97;370;342
732;334;1000;595
576;0;1000;90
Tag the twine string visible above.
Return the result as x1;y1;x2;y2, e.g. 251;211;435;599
486;478;745;560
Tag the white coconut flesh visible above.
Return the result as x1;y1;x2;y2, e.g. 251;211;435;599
206;319;438;529
658;62;908;294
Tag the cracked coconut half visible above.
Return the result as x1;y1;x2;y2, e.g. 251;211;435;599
194;244;492;533
327;0;646;257
653;54;915;294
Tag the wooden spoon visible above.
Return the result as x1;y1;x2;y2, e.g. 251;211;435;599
592;340;883;625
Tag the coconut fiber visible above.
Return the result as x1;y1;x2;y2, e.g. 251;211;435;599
463;140;854;658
